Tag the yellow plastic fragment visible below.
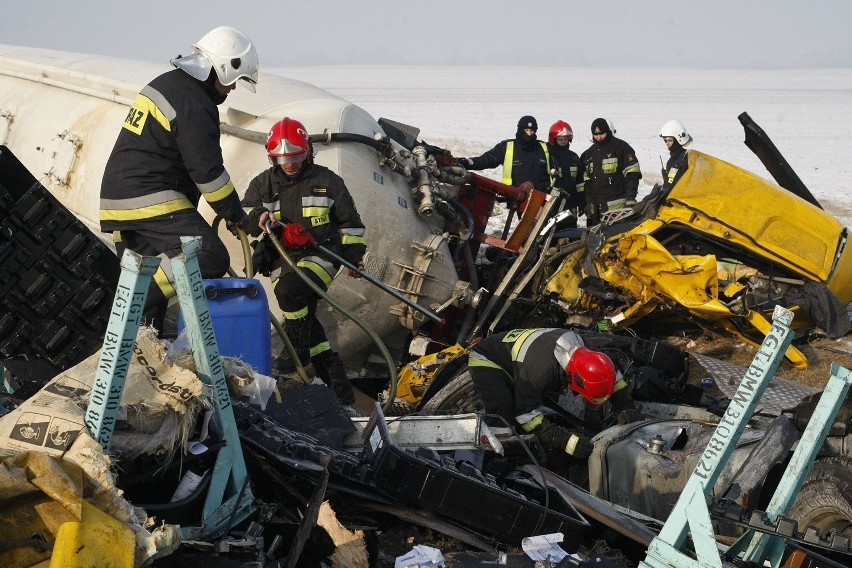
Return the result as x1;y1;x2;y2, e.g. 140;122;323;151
48;500;134;568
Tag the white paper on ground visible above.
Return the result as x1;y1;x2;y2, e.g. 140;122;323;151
521;533;568;562
395;544;446;568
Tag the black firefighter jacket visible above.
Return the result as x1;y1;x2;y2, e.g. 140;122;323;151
241;163;366;278
548;144;583;210
664;144;689;189
100;69;244;232
578;136;642;206
469;328;630;430
468;137;552;190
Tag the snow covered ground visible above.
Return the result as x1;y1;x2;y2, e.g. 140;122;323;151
270;65;852;228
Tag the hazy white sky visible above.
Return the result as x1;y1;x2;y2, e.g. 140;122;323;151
2;0;851;69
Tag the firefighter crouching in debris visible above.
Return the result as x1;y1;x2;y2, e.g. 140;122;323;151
99;27;259;333
468;328;643;462
241;117;366;406
578;118;641;226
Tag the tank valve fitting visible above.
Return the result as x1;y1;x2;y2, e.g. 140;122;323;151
647;435;666;454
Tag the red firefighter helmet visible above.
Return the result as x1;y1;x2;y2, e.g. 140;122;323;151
548;120;574;145
266;117;310;165
565;347;616;406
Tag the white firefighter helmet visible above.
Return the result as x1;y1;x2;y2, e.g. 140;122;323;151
659;120;691;146
172;26;259;92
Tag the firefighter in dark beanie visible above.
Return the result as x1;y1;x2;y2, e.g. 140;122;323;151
578;118;641;226
455;116;553;190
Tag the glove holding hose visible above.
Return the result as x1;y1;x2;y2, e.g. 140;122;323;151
226;214;252;237
279;222;315;249
257;210;315;249
274;220;363;278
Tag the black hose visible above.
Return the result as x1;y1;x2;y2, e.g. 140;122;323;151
310;131;393;159
437;165;471;186
264;222;400;413
454;243;479;345
448;198;474;261
220;123;395;161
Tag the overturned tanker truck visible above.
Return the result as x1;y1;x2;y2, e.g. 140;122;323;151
0;44;480;381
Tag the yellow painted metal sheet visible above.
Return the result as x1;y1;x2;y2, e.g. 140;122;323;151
665;151;844;282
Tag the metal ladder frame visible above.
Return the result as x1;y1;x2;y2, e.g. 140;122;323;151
640;305;851;568
85;237;254;541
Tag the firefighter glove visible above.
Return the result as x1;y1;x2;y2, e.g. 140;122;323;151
227;214;251;236
280;223;315;249
457;157;473;169
536;419;594;459
347;260;364;279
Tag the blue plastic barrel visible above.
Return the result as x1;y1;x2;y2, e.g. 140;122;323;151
178;278;272;376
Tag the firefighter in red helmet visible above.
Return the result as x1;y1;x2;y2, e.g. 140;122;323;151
468;328;640;462
547;120;584;227
241;117;367;408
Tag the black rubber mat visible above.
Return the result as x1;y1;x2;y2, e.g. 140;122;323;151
0;145;119;376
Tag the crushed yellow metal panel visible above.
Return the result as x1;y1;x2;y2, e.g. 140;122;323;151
48;500;135;568
543;248;589;306
667;151;844;282
0;452;133;568
534;149;852;368
396;344;467;406
598;232;731;315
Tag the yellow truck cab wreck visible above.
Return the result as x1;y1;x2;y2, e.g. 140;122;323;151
542;148;851;368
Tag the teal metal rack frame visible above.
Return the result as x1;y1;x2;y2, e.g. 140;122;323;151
640;305;851;568
85;237;255;541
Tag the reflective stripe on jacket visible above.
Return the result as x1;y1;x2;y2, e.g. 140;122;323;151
502;140;553;187
578;136;642;203
100;69;244;231
242;163;366;272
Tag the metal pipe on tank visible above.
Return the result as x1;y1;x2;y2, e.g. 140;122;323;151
412;146;435;216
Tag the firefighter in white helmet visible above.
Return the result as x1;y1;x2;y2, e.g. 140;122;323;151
659;120;692;189
100;26;259;333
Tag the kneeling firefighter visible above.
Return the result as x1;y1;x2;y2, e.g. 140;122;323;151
468;328;641;462
242;117;367;406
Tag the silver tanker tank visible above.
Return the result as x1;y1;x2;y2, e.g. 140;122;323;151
0;45;464;372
